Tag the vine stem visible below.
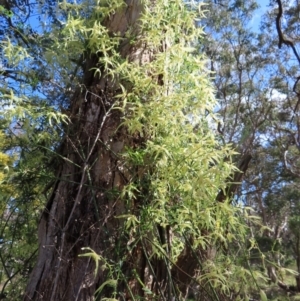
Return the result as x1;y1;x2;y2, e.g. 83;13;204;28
50;94;115;301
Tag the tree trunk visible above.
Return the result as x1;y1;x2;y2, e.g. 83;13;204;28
23;2;152;300
23;1;250;300
23;1;203;300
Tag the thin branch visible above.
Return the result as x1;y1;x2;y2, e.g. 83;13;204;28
0;248;38;296
275;0;300;65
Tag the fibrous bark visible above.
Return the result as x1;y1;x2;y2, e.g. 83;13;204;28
24;2;148;300
23;1;245;301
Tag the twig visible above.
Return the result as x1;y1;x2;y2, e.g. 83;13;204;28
275;0;300;65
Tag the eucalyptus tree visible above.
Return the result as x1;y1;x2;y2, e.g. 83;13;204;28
199;0;300;293
250;1;300;288
268;0;300;290
0;0;258;300
200;1;300;295
201;0;269;218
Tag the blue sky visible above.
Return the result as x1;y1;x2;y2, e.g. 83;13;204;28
251;0;269;31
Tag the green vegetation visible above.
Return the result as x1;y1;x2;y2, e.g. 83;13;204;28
1;0;300;300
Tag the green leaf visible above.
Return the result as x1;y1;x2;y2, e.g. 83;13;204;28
259;290;268;301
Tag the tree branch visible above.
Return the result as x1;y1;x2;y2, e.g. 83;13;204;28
216;153;252;203
275;0;300;65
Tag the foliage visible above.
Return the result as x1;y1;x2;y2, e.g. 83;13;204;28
200;0;300;297
39;0;267;299
0;2;69;297
3;0;300;300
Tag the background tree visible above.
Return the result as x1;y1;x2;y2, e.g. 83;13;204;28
200;0;300;296
0;0;71;298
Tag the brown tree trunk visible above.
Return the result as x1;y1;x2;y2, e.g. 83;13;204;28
23;2;150;300
23;1;200;300
23;1;253;300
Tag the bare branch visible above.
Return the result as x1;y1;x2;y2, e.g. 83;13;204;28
275;0;300;65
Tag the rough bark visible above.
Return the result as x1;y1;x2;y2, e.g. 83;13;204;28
23;1;251;300
23;2;148;300
24;1;194;300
